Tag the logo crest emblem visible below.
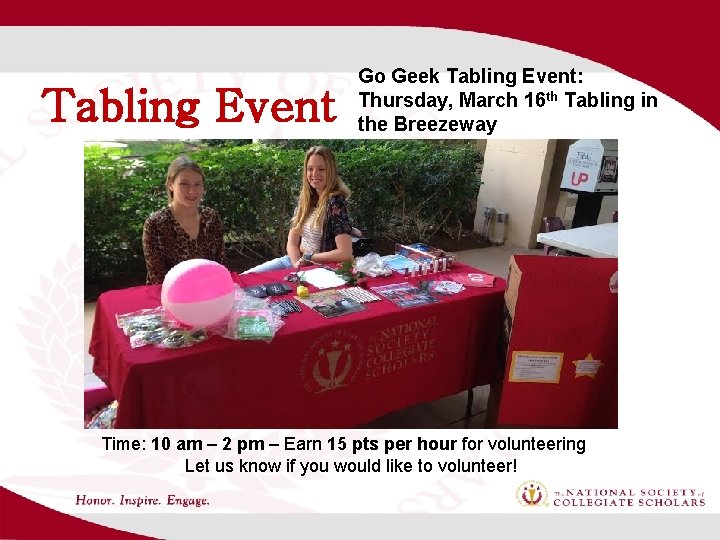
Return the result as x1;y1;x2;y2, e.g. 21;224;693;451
301;330;364;393
516;480;549;507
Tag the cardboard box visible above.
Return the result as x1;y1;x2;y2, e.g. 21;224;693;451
488;254;618;428
504;255;522;320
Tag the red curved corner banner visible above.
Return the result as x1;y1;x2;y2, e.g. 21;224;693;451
0;487;157;540
2;1;718;130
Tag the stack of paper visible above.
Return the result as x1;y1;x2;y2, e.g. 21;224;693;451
301;267;348;289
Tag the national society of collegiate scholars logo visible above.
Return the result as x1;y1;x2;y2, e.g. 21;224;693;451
301;329;364;394
517;480;549;507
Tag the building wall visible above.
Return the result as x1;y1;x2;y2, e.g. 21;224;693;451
474;139;556;247
543;139;574;224
474;139;619;247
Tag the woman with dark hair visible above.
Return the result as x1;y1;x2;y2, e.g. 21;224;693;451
142;155;228;284
245;145;354;273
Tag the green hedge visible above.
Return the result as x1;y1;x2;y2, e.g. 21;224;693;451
85;140;483;287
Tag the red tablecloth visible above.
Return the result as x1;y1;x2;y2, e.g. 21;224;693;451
91;263;505;428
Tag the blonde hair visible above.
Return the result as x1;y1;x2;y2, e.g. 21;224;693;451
291;146;350;231
166;155;205;202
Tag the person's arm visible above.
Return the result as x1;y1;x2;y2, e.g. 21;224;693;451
286;227;302;266
299;196;353;265
307;233;353;264
142;218;169;285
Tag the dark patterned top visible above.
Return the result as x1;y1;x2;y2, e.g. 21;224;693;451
142;205;228;285
319;195;353;252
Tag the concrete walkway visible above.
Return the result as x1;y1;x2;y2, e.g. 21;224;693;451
454;244;542;278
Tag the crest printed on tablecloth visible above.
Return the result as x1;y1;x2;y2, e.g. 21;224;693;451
301;329;364;394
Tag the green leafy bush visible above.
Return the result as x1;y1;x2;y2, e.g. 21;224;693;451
194;144;303;258
85;140;483;293
340;140;482;239
84;145;143;280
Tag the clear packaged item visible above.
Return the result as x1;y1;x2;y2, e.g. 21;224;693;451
394;242;455;267
116;307;167;336
85;400;119;429
232;312;276;339
128;327;208;349
418;280;465;295
354;252;392;277
117;307;211;349
225;293;285;341
158;328;208;349
269;299;303;317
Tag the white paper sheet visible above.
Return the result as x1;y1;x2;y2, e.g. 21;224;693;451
301;267;347;289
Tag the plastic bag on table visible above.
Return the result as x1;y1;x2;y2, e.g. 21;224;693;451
156;328;209;349
116;307;169;336
233;288;271;311
117;307;212;348
128;327;209;349
225;306;284;342
354;252;392;277
85;400;119;429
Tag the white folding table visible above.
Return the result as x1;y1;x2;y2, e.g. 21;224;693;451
536;222;617;258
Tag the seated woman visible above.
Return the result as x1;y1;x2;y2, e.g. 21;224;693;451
245;145;353;273
142;155;228;284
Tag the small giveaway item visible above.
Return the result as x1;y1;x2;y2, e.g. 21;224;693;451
339;287;382;303
243;282;293;298
233;313;275;340
447;272;496;288
395;243;455;267
269;299;303;317
226;292;286;341
355;253;392;277
419;280;465;295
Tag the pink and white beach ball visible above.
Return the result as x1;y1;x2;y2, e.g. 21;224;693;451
161;259;235;327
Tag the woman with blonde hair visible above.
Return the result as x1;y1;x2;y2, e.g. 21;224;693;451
245;145;354;273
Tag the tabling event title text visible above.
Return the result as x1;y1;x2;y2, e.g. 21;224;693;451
39;66;656;134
